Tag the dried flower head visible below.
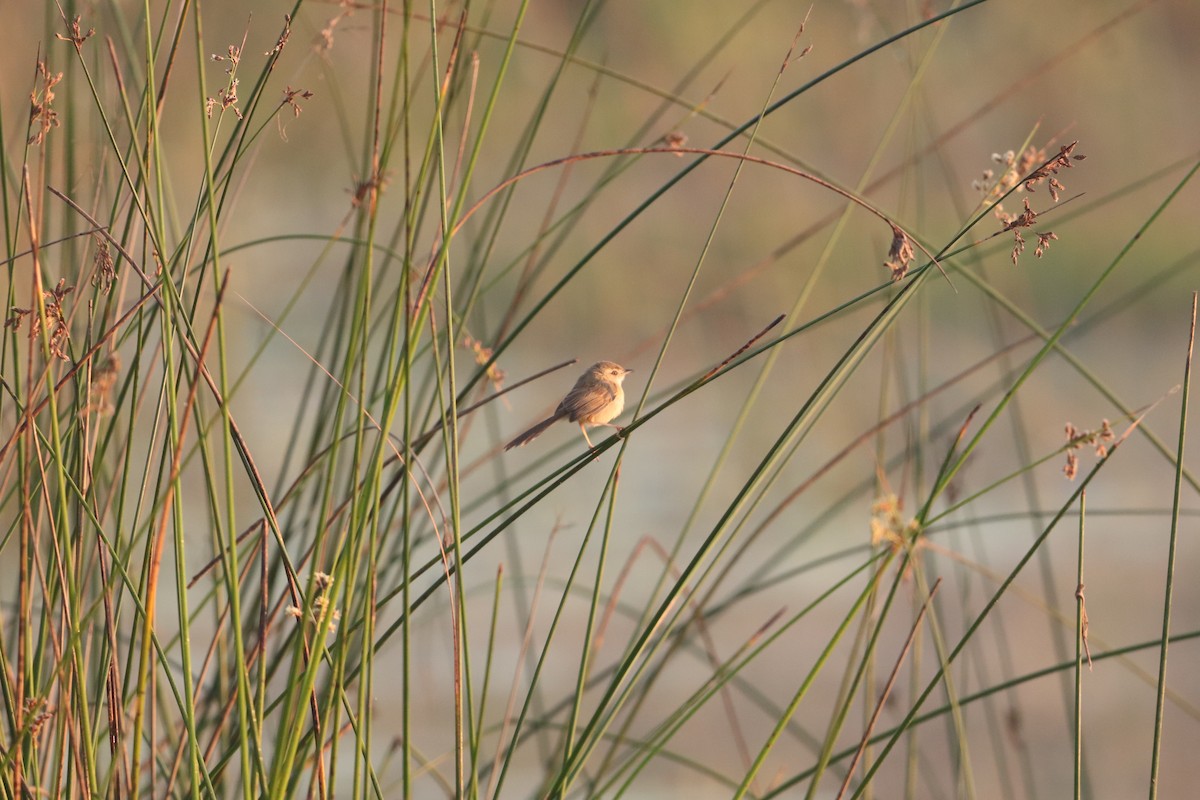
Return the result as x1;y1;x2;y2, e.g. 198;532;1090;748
1000;197;1038;232
1063;450;1078;480
884;224;915;281
870;494;900;547
973;149;1020;202
287;572;341;632
463;335;505;390
23;698;55;737
869;493;923;579
870;494;920;545
1034;231;1058;259
266;15;292;57
1010;229;1026;265
56;15;95;48
6;279;75;359
1062;418;1115;480
976;143;1085;232
211;44;242;72
206;78;241;119
998;199;1059;265
206;45;245;119
282;86;313;117
1023;141;1085;202
29;61;63;145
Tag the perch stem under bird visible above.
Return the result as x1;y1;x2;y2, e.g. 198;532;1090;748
505;361;633;450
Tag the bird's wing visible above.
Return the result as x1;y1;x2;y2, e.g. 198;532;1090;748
559;381;616;422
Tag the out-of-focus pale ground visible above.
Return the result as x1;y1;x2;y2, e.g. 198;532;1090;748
4;0;1199;796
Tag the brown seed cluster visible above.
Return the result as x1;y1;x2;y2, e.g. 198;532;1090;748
971;149;1023;202
286;572;341;633
463;335;505;391
282;86;314;118
206;45;243;119
979;142;1085;265
870;493;919;549
1022;141;1085;202
28;61;63;145
23;697;55;738
1062;419;1114;480
55;15;95;48
266;14;292;57
6;279;75;360
884;224;916;281
999;198;1058;265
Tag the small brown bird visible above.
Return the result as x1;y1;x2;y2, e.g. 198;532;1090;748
505;361;633;450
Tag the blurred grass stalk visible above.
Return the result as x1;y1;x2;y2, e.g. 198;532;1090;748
1;1;1197;798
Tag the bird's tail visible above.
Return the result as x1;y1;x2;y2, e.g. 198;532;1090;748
504;413;564;450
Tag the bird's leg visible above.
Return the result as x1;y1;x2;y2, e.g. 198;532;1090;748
580;423;595;448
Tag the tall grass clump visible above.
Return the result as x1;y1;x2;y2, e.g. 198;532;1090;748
2;0;1198;797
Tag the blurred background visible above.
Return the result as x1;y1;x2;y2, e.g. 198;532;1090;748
3;0;1199;797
